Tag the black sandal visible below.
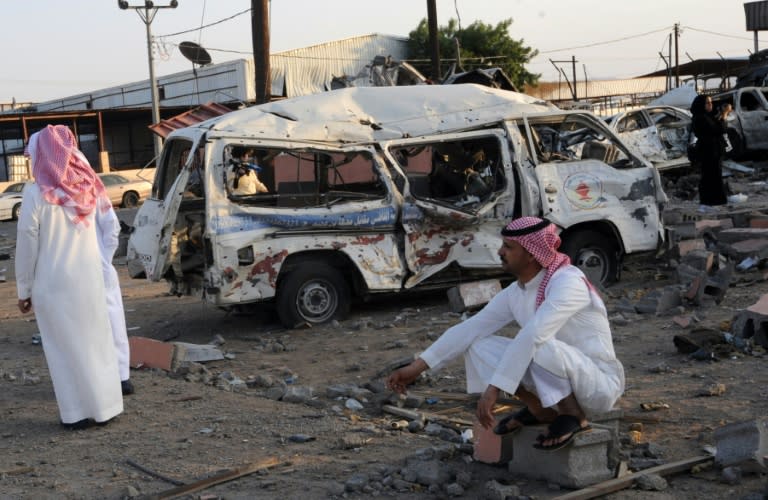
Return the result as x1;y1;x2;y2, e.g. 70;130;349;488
532;414;591;451
493;406;541;435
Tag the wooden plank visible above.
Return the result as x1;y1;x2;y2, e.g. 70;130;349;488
552;455;714;500
151;457;284;500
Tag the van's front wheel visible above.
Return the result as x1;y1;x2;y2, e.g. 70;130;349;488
276;263;350;328
560;230;619;287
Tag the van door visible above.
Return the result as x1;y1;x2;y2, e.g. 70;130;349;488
523;113;663;255
382;130;514;286
127;132;204;281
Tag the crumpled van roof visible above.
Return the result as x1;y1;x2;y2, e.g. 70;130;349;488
184;84;556;145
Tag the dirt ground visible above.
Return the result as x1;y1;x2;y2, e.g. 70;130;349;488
2;164;768;500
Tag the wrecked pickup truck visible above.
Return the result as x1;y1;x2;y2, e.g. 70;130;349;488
127;84;667;328
711;86;768;159
604;105;692;172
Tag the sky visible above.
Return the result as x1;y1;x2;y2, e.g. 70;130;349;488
0;0;757;103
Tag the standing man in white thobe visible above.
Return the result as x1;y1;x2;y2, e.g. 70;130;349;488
387;216;624;451
16;125;123;430
94;181;134;396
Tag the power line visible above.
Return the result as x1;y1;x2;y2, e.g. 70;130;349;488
539;26;672;54
682;25;754;42
158;7;250;38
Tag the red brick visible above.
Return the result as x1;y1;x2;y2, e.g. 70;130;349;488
750;217;768;229
129;336;175;371
472;419;514;464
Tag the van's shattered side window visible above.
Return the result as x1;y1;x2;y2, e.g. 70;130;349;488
389;137;504;209
158;138;196;199
223;146;385;208
524;116;635;168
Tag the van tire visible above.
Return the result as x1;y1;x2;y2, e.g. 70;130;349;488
560;230;619;287
122;191;140;208
276;263;350;328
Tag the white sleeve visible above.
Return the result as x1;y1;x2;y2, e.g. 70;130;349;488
15;186;41;300
419;284;518;371
96;204;120;262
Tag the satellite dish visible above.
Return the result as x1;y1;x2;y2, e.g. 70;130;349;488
179;41;212;66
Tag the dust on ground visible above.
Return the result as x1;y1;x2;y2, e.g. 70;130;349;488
2;162;768;499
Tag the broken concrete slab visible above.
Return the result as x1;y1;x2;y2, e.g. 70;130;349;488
714;418;768;469
716;228;768;244
447;279;501;313
172;342;225;368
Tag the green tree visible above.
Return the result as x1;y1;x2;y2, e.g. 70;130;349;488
407;18;539;89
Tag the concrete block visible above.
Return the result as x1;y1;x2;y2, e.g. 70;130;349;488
732;293;768;348
129;336;175;371
703;263;733;305
726;239;768;261
507;425;614;488
714;418;768;468
447;279;501;313
668;222;697;240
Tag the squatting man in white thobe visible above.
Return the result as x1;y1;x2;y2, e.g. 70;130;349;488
16;125;124;430
387;216;625;450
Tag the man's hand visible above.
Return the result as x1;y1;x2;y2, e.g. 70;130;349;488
18;298;32;314
386;358;428;394
476;385;501;429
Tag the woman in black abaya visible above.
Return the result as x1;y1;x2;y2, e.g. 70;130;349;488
690;94;731;209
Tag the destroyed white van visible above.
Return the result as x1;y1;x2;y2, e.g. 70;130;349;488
127;84;667;328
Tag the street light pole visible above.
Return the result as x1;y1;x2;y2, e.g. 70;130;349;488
118;0;178;162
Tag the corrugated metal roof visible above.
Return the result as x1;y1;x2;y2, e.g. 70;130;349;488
271;33;410;97
148;102;234;138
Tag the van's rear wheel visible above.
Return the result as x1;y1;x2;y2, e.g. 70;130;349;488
276;263;350;328
560;230;619;287
121;191;139;208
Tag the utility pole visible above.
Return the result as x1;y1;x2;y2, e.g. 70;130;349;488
572;55;577;100
252;0;270;104
668;32;672;90
426;0;440;81
118;0;178;161
674;23;680;87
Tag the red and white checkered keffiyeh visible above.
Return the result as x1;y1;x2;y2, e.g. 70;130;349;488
502;216;573;308
25;125;110;228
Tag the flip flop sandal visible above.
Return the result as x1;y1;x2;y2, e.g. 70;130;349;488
532;414;591;451
493;406;541;436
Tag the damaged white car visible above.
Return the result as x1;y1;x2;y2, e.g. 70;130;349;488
604;105;692;172
127;84;667;328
